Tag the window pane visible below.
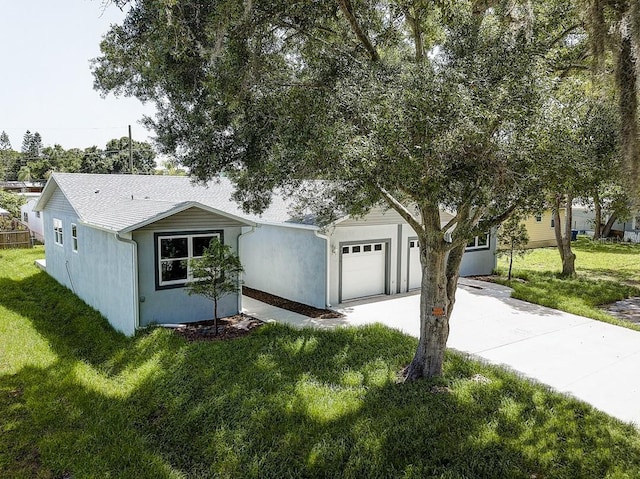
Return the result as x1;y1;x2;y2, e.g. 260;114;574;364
364;244;372;252
193;236;217;257
352;246;361;253
72;225;77;237
374;244;382;251
467;238;477;248
342;246;349;254
161;260;188;282
477;234;488;246
160;237;188;259
410;241;415;248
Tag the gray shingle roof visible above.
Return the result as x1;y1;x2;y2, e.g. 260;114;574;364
37;173;308;233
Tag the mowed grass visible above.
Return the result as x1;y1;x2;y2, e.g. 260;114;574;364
495;238;640;329
3;248;640;478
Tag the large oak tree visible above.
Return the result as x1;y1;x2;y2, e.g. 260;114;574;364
94;0;559;379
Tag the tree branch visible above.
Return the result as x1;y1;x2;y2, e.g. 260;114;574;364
377;185;424;234
547;24;582;49
402;6;424;62
337;0;380;62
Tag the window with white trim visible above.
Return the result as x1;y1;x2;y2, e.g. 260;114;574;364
53;219;63;246
156;231;222;288
23;212;28;223
465;233;490;251
71;224;78;252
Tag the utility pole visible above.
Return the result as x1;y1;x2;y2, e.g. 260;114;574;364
128;124;133;173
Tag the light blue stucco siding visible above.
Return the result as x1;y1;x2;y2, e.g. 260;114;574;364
42;190;136;335
459;230;498;277
133;208;245;326
241;224;326;309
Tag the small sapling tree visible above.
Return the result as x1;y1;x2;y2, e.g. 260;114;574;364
187;239;243;335
497;216;530;281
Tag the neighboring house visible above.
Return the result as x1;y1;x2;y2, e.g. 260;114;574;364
0;207;9;218
520;210;559;249
0;180;45;194
35;173;497;335
20;197;45;242
571;204;640;242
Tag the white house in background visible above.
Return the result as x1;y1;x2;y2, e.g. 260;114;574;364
20;196;45;242
571;204;640;242
35;173;496;335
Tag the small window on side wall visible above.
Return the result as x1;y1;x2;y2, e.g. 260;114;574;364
53;218;63;246
71;224;78;252
465;233;490;251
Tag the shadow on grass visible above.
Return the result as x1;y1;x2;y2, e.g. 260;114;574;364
3;269;640;477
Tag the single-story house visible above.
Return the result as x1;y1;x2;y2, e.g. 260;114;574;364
20;196;45;242
35;173;497;335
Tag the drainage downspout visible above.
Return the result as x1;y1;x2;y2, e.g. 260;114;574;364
314;229;331;308
237;225;257;313
115;232;140;331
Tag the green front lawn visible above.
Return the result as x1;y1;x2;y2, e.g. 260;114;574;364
496;238;640;330
3;247;640;478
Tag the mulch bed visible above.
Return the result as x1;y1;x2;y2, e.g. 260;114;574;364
243;286;343;319
172;314;263;342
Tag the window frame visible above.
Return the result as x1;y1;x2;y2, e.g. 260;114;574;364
465;233;490;252
154;230;224;290
71;223;78;252
53;218;63;246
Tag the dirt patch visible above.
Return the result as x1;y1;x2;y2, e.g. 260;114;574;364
243;287;343;319
172;314;263;342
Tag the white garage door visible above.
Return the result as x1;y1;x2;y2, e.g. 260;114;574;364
408;239;421;290
341;242;386;302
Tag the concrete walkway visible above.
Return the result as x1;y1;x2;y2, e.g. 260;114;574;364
243;279;640;426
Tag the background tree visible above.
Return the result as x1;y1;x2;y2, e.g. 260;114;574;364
497;215;530;281
0;131;19;181
0;191;26;218
582;0;640;188
105;136;156;174
187;240;243;336
535;86;622;276
94;0;568;379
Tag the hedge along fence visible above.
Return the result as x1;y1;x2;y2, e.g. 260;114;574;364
0;230;32;249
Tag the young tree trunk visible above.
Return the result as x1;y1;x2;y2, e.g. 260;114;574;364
213;297;219;336
404;238;465;381
508;243;514;281
553;194;576;277
593;191;602;240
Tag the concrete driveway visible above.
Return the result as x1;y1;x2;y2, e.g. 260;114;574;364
243;278;640;425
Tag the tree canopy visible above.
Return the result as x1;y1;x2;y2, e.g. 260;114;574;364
92;0;624;378
0;131;158;180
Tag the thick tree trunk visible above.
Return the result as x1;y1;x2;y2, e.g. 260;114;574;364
593;191;602;240
553;194;576;277
602;213;618;238
404;237;465;381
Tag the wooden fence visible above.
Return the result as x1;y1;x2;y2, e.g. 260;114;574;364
0;230;32;249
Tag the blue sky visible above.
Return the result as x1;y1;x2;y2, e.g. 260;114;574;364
0;1;155;150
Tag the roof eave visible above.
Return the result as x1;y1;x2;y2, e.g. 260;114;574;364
120;201;257;234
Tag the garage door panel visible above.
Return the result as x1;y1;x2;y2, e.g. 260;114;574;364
341;242;386;302
408;239;422;290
